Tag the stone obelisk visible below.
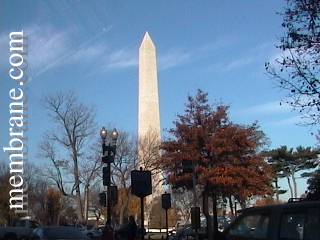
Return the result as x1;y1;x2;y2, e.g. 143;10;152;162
138;32;162;224
138;32;161;140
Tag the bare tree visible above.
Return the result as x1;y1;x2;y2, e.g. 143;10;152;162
112;132;139;224
172;189;195;225
39;91;96;222
138;130;163;189
266;0;320;124
39;139;69;196
28;176;48;224
0;160;11;224
79;140;102;225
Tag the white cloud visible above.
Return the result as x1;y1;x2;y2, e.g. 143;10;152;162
0;27;69;80
268;48;292;65
224;56;254;72
21;24;115;79
100;47;191;71
1;25;139;80
198;35;239;54
237;101;306;127
156;36;236;71
268;115;302;127
106;48;138;69
158;49;191;70
208;56;254;73
27;25;69;78
0;33;8;68
241;101;291;115
207;41;275;73
68;43;108;64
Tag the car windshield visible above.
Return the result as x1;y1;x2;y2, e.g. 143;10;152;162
14;220;26;227
228;213;270;239
44;228;86;239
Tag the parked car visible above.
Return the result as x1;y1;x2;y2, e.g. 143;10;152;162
173;224;206;240
83;226;102;239
0;219;39;240
217;216;233;232
221;199;320;240
171;216;233;240
65;223;101;239
30;226;88;240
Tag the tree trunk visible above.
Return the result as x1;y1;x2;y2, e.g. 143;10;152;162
291;173;298;198
275;178;279;201
85;185;89;226
228;195;234;216
57;212;61;226
192;161;198;240
192;164;198;207
212;193;218;240
202;190;212;240
286;177;294;198
73;154;84;222
120;206;125;224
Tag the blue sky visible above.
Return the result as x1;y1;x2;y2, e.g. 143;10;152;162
0;1;317;198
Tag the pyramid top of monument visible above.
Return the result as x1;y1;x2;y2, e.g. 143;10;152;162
140;31;155;49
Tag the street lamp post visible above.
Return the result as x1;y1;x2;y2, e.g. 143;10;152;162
100;127;118;225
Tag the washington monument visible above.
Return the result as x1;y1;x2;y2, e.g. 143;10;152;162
138;32;161;140
138;32;162;198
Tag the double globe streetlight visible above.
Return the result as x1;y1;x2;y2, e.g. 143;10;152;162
100;127;118;225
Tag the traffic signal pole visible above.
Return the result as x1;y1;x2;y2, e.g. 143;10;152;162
140;197;144;240
107;170;111;224
131;167;152;240
161;192;171;240
100;127;118;227
165;209;168;240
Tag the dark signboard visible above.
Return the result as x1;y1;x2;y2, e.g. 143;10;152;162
162;193;171;210
191;207;200;229
131;169;152;198
99;192;106;207
108;185;118;206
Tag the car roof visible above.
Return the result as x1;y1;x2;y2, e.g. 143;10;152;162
240;200;320;213
38;226;82;230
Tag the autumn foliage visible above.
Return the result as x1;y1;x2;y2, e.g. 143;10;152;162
113;188;140;224
160;89;274;202
46;188;63;225
255;198;284;207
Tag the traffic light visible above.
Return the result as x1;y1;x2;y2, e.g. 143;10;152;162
102;145;116;163
103;165;110;186
99;192;106;207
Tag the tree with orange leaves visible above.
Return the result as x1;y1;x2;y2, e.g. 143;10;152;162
160;89;274;237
